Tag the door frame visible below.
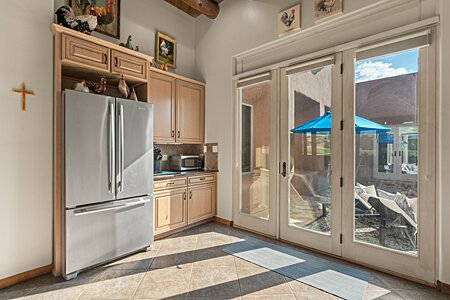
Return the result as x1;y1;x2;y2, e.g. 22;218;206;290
278;53;343;256
341;29;436;284
232;70;279;237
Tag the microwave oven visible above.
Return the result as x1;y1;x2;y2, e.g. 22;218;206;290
170;155;203;171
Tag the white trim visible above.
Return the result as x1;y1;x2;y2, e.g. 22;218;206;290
233;0;418;61
232;17;439;80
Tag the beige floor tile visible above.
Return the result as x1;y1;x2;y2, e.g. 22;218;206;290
395;288;450;300
241;296;296;300
288;280;340;300
159;236;198;252
364;289;405;300
134;266;192;299
237;269;293;297
150;248;195;269
78;269;145;300
0;278;40;299
105;251;156;271
189;266;240;298
376;273;429;291
193;248;235;268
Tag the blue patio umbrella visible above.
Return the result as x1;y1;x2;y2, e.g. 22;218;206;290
290;111;391;134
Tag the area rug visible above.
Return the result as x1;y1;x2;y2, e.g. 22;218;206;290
223;236;372;300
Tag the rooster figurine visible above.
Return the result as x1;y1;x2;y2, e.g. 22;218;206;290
55;5;97;34
86;76;107;94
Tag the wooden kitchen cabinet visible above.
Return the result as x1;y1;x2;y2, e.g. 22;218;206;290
62;34;110;71
188;183;216;224
153;173;216;237
176;80;205;144
149;68;205;144
111;50;147;80
149;72;176;143
154;188;188;235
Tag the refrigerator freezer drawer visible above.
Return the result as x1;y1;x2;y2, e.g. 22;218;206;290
64;197;153;277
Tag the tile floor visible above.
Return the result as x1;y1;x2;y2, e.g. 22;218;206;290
1;222;449;300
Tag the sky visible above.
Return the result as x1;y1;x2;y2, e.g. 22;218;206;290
355;49;418;83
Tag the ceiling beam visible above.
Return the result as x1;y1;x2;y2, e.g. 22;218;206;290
179;0;220;19
165;0;202;17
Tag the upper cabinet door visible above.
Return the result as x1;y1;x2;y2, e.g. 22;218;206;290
62;34;110;71
176;80;205;144
150;72;176;143
111;50;147;80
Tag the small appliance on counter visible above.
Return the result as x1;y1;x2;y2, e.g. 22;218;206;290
154;146;163;174
170;154;204;171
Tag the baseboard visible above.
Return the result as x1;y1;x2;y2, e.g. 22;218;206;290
438;281;450;294
213;216;233;226
0;264;53;289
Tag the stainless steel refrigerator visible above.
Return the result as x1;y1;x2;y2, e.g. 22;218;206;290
62;89;154;280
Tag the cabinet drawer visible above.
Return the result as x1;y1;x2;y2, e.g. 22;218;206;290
154;177;187;191
62;34;109;71
111;50;147;79
188;174;215;186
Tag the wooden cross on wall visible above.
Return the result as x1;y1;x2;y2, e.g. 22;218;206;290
12;83;35;112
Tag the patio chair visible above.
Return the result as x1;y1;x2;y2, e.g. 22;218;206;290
367;196;417;248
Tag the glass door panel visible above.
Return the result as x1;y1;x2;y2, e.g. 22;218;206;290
342;33;435;283
288;66;333;235
234;71;278;237
353;49;419;254
240;82;271;220
280;55;342;255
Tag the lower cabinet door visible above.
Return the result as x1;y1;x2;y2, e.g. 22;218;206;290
154;188;187;234
188;184;216;224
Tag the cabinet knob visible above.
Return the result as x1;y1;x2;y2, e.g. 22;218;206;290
178;131;181;138
115;57;118;67
171;130;175;138
183;192;186;200
189;191;192;199
103;54;108;64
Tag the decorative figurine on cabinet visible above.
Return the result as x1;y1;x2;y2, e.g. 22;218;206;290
86;76;107;94
119;35;134;50
129;88;138;101
117;74;129;98
73;80;90;93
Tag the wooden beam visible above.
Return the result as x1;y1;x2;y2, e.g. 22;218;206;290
179;0;220;19
165;0;201;18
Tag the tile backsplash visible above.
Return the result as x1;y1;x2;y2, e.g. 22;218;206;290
155;143;218;171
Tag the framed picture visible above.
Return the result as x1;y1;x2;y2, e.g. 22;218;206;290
70;0;121;39
314;0;343;23
278;4;301;36
156;32;177;68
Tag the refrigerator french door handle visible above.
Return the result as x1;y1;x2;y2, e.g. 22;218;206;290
119;104;125;192
109;102;115;194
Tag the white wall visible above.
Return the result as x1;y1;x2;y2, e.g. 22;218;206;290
0;1;54;279
54;0;197;78
195;0;389;220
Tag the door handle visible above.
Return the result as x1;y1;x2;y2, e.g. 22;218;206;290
103;53;108;64
183;192;187;200
189;191;192;199
281;162;287;177
120;104;125;192
178;131;180;138
74;199;151;216
171;130;175;138
109;102;115;194
115;57;118;67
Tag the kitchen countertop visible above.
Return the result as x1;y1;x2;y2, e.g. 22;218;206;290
154;170;219;181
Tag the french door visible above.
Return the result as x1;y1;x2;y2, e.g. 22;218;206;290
341;32;436;283
233;71;278;237
279;54;343;256
234;29;436;284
